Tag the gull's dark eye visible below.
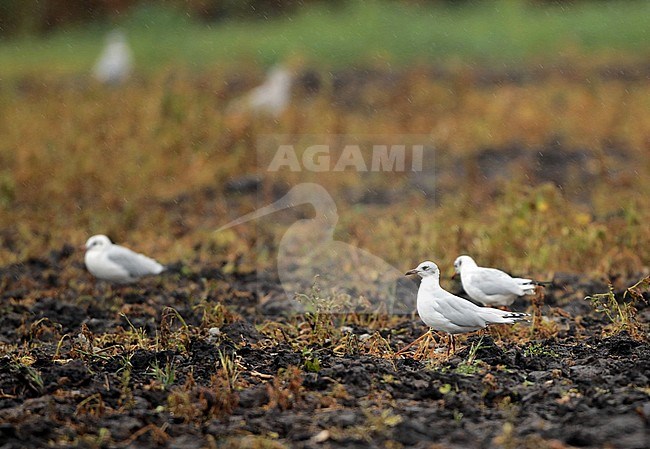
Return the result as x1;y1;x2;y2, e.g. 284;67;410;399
423;266;430;271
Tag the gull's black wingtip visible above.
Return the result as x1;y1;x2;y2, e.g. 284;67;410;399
533;280;554;287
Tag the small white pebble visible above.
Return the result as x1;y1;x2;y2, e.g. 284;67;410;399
76;333;88;344
208;327;221;336
311;430;330;444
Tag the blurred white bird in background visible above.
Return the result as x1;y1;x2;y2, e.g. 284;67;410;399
93;30;133;85
453;255;537;307
84;234;164;284
243;65;293;116
405;261;529;353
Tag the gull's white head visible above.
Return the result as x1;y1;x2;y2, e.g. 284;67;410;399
453;255;477;273
405;261;439;279
85;234;112;252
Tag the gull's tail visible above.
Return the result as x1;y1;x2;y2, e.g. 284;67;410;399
514;278;536;295
481;309;530;325
513;277;552;295
140;255;166;276
502;311;530;321
514;278;553;287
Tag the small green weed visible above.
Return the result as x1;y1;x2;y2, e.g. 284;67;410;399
454;335;487;376
301;348;321;373
523;342;558;358
217;349;241;392
587;282;645;340
121;314;150;349
117;355;135;410
147;360;177;389
9;355;44;394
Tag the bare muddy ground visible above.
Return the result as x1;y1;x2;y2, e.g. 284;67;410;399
1;63;649;448
0;245;648;449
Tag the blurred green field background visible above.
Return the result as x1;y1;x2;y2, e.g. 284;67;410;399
1;0;649;77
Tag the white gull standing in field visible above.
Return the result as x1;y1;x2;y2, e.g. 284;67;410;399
453;255;536;307
84;235;164;284
93;30;133;85
405;261;529;353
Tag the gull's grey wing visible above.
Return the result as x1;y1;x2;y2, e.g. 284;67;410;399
434;291;485;328
469;268;523;296
107;245;163;278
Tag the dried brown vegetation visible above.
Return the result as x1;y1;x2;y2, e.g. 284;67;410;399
0;62;649;448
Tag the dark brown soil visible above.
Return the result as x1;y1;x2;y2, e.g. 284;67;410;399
0;248;648;449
